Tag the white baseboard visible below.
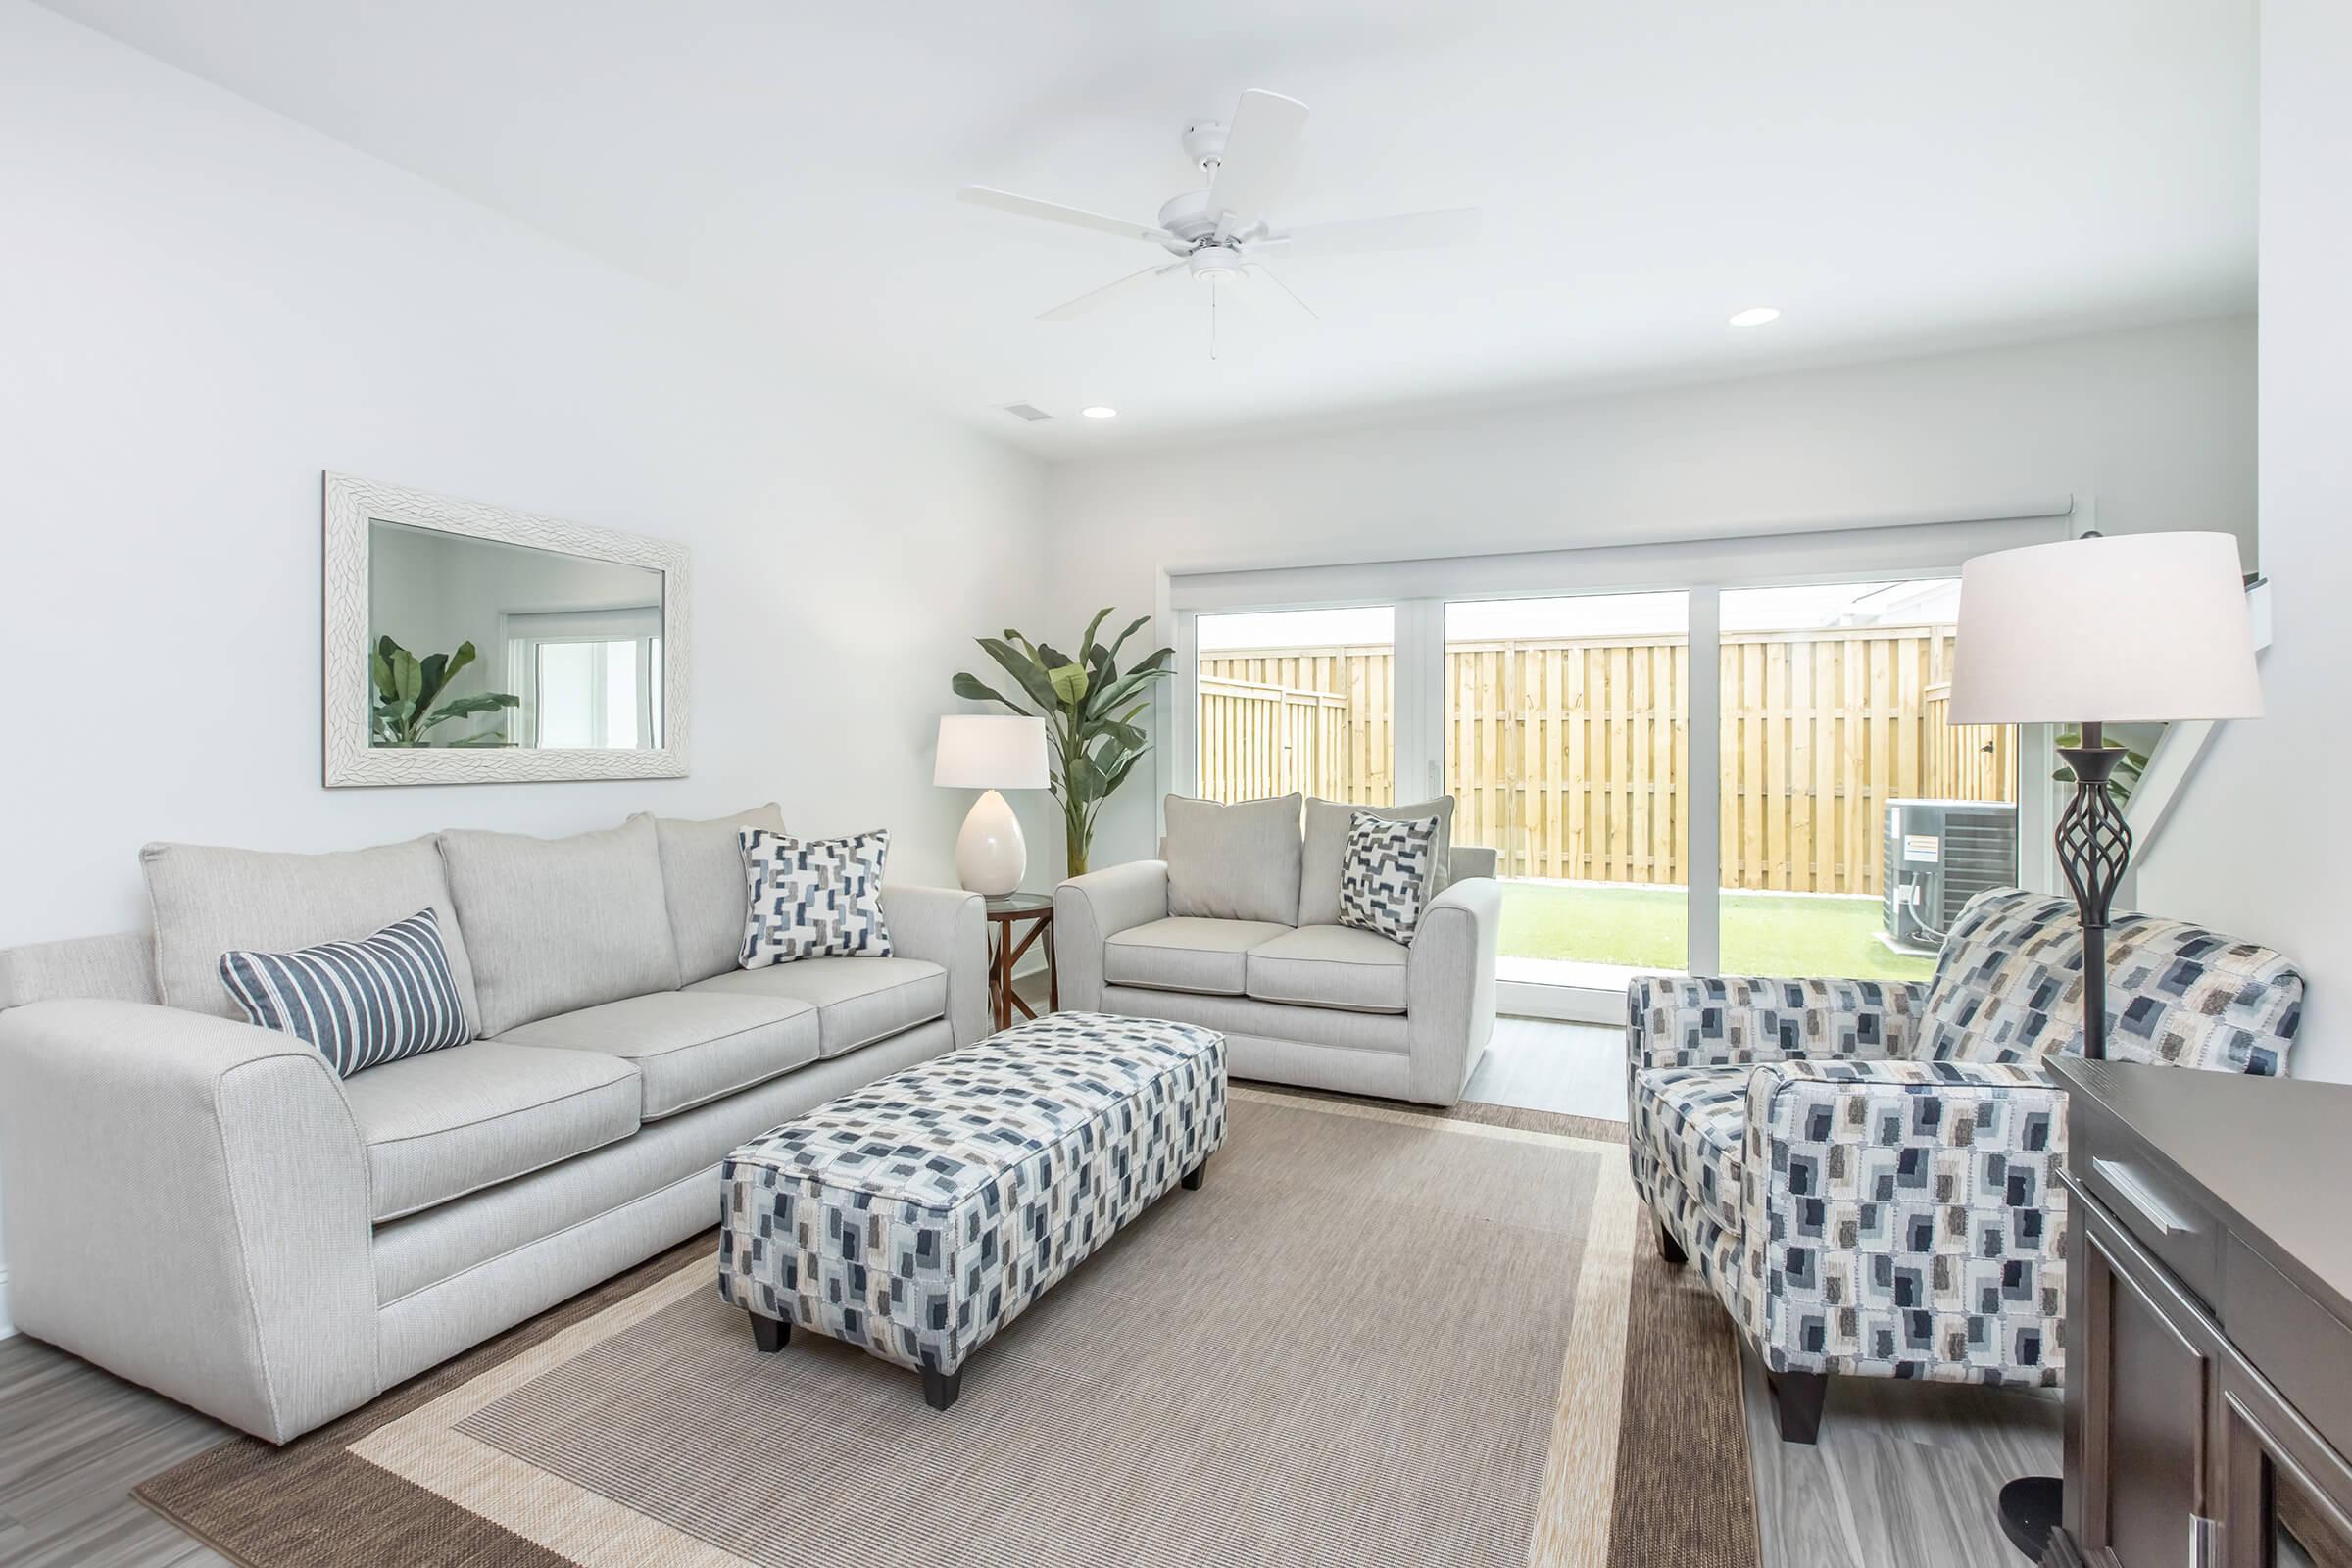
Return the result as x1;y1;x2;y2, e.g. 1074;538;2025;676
0;1267;14;1340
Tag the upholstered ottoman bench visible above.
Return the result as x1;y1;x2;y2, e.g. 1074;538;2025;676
718;1010;1226;1410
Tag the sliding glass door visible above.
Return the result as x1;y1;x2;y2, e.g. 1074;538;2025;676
1191;606;1394;805
1443;592;1690;992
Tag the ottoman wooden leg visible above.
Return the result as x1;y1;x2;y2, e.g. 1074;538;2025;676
1657;1221;1688;1266
749;1313;790;1353
922;1363;962;1412
1181;1161;1205;1191
1769;1371;1830;1445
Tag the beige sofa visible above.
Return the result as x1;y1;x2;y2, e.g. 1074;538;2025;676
1054;794;1500;1106
0;805;985;1443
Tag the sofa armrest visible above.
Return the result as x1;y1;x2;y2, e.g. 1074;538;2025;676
1741;1058;2067;1380
1054;860;1171;1012
0;1000;378;1441
878;883;987;1048
1405;875;1501;1106
1449;845;1498;881
1627;975;1926;1077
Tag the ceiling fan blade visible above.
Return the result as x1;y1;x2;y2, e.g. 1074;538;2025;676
1265;207;1482;257
1206;89;1308;231
1037;262;1185;322
1243;263;1320;321
958;186;1176;246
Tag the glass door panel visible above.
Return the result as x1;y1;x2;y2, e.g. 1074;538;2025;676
1193;606;1394;805
1444;592;1690;991
1716;580;2018;982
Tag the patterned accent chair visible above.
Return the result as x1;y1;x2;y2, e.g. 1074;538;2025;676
1627;887;2303;1444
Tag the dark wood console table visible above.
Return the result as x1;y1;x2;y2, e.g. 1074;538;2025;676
2048;1055;2352;1567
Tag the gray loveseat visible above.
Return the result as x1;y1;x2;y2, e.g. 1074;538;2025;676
0;805;985;1443
1054;794;1500;1106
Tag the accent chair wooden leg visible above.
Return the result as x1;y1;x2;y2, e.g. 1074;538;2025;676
1181;1161;1205;1191
922;1362;962;1412
1657;1221;1688;1265
1770;1370;1830;1445
750;1313;790;1353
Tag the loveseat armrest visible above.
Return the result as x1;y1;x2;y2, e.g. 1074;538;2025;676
1741;1057;2067;1382
1406;875;1501;1106
878;884;988;1047
1627;975;1926;1076
1449;845;1498;881
0;1000;378;1441
1054;860;1171;1012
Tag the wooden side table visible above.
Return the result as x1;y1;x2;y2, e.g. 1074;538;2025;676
982;893;1055;1032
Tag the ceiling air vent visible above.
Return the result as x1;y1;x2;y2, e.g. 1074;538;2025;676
1000;402;1054;422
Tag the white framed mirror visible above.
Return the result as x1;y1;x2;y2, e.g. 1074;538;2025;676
322;471;691;787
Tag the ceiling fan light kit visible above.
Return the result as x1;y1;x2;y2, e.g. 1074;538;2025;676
957;88;1481;335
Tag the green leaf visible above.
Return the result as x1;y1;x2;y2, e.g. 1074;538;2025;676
419;691;518;731
1100;719;1146;752
1077;608;1112;662
1047;662;1091;709
392;650;422;705
370;651;396;700
417;652;450;712
1064;752;1105;805
1102;613;1152;664
951;672;1031;714
977;638;1060;711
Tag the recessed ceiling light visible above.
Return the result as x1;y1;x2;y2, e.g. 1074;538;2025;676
1081;406;1118;420
1728;306;1783;328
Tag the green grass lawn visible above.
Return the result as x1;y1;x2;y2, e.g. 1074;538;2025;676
1497;881;1937;981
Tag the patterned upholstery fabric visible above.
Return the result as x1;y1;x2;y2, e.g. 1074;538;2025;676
220;907;470;1076
738;827;894;966
1919;889;2304;1073
1627;889;2302;1393
1631;1065;1748;1230
1626;975;1924;1072
719;1012;1225;1378
1339;810;1440;943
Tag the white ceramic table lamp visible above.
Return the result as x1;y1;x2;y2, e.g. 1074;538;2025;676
934;715;1050;896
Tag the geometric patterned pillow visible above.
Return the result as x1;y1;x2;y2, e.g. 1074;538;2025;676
739;827;895;968
1338;810;1438;944
218;906;472;1077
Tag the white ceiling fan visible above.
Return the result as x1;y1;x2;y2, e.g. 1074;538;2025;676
958;89;1480;327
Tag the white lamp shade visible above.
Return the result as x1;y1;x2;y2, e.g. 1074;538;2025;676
933;714;1049;790
1949;532;2261;725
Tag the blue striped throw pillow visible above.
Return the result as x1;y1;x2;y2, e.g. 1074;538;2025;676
219;907;472;1076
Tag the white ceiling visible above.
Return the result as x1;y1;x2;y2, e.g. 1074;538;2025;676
41;0;2255;458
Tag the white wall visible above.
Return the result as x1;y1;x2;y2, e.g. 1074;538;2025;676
2140;0;2352;1082
0;2;1050;1335
1047;318;2257;865
0;1;1050;949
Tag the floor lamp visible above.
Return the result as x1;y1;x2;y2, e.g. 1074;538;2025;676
1948;530;2262;1559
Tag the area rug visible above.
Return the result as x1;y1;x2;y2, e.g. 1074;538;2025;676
137;1087;1758;1567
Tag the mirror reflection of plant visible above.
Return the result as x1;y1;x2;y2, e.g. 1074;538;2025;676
951;609;1173;877
370;636;519;748
2052;729;2153;806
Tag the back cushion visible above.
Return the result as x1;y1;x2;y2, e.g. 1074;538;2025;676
1919;888;2304;1075
635;803;787;984
1299;796;1454;927
1164;793;1303;926
437;816;682;1036
142;836;483;1030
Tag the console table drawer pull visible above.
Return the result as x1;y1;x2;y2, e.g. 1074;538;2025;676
2091;1157;2193;1236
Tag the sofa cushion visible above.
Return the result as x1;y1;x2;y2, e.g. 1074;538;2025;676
437;817;682;1038
1633;1064;1750;1233
1299;796;1455;928
141;836;483;1029
688;956;945;1058
340;1040;643;1221
1164;794;1303;926
1105;917;1293;998
1245;924;1409;1014
635;804;786;985
493;990;818;1120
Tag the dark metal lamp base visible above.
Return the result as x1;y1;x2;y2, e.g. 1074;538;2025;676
1997;1475;2064;1561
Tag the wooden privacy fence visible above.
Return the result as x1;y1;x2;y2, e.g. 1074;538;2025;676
1198;627;2018;897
